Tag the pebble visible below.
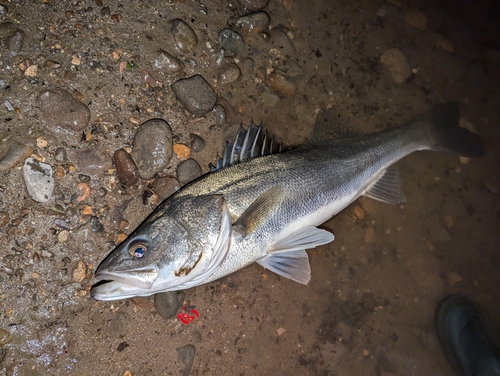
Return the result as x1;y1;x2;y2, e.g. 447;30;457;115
218;28;245;57
446;271;462;285
54;147;68;163
23;157;54;203
0;211;9;227
131;119;173;180
235;12;270;33
218;63;241;85
36;137;48;148
154;49;185;74
404;8;427;30
150;176;180;201
171;75;217;116
82;205;93;215
0;23;25;55
36;89;90;132
261;89;280;107
213;105;226;126
154;291;185;319
171;19;198;54
176;344;196;376
113;149;139;186
354;205;365;219
270;27;295;57
364;227;375;243
177;159;202;186
286;60;304;79
72;261;87;282
0;328;13;346
90;216;104;232
0;4;7;15
173;144;191;159
78;149;112;176
277;327;286;336
267;72;297;96
189;133;206;152
242;0;269;11
380;48;411;84
239;57;254;76
3;100;13;111
58;229;69;243
0;133;34;172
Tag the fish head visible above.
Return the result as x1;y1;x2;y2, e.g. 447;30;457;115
91;194;232;300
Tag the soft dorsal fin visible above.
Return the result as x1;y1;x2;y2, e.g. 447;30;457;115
306;108;361;145
363;166;406;204
209;122;282;171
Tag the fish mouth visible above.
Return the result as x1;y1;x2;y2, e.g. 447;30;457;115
90;280;156;301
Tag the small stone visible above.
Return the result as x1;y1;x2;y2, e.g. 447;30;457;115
23;157;54;203
58;229;69;243
0;23;25;55
36;89;90;132
150;176;180;201
113;149;139;186
286;60;304;79
363;349;370;357
261;89;280;107
71;55;81;65
235;12;270;33
239;58;254;76
277;327;286;336
176;344;196;375
154;49;185;74
45;60;61;69
218;63;241;85
24;65;38;77
446;271;462;285
116;233;127;243
177;158;202;185
78;149;112;176
90;216;104;232
36;137;48;148
131;119;173;180
404;8;427;30
3;100;13;111
242;0;269;11
189;133;206;152
213;105;226;126
218;28;245;57
171;75;217;116
267;73;297;96
72;261;87;282
380;48;411;84
365;227;375;243
354;205;365;219
171;19;198;54
0;4;7;15
154;291;185;319
54;147;68;163
0;328;13;345
123;372;132;376
0;133;34;172
31;272;40;279
459;157;470;165
270;27;295;57
173;144;191;159
82;205;93;215
0;211;9;227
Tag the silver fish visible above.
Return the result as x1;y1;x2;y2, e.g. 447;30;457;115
91;103;483;300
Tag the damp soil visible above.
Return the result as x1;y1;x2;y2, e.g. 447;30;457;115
0;0;499;375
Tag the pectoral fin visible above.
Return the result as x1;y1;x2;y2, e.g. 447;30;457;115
234;185;285;237
257;226;335;284
363;166;406;204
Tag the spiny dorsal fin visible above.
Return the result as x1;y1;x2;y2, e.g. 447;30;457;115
209;122;282;171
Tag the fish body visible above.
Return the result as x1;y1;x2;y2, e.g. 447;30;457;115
91;103;483;300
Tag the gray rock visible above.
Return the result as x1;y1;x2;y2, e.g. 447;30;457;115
54;147;68;163
176;344;196;376
0;133;34;172
270;27;295;57
0;23;24;55
239;57;254;76
154;49;184;74
235;12;270;33
113;149;138;186
218;63;240;85
23;157;54;203
261;89;280;107
213;105;226;126
218;28;245;57
242;0;269;11
171;19;198;54
154;291;185;319
189;133;206;152
131;119;173;180
150;176;180;201
36;89;90;132
286;60;304;79
171;75;217;116
0;4;7;16
3;100;13;111
78;149;112;176
177;158;202;186
380;48;411;84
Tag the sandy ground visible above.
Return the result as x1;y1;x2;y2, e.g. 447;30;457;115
0;0;499;375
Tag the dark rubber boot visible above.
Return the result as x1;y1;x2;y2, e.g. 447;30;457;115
436;295;500;376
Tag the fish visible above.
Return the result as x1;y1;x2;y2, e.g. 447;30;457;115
91;102;484;301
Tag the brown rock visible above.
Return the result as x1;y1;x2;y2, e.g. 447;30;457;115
113;149;139;186
267;72;297;96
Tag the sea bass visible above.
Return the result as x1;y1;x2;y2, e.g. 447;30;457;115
91;103;483;300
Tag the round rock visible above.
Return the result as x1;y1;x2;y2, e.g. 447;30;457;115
189;133;206;152
171;75;217;116
78;149;112;176
150;176;180;201
0;23;25;55
218;28;245;57
113;149;138;186
23;157;54;203
0;133;34;172
270;27;295;57
36;89;90;132
235;12;270;33
177;158;202;186
131;119;173;180
154;49;184;74
154;291;185;319
218;63;241;85
171;19;198;54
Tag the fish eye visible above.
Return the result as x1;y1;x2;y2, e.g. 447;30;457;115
128;241;148;258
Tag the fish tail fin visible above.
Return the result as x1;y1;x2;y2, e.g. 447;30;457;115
422;102;484;157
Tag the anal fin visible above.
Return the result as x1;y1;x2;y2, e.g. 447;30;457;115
257;226;334;284
363;166;406;204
